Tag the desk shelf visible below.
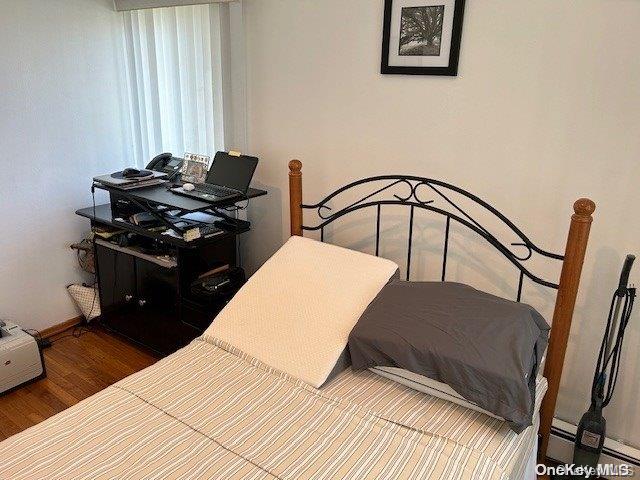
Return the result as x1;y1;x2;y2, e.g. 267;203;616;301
92;182;266;214
76;204;244;249
94;239;177;268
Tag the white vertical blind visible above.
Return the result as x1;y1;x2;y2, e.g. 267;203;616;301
115;0;235;11
122;4;227;167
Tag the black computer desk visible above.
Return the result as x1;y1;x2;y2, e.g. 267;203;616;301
83;182;267;247
95;182;266;234
76;182;267;355
94;182;267;213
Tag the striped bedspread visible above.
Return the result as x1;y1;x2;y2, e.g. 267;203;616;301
0;337;543;479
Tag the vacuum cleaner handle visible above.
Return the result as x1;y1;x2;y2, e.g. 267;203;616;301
617;254;636;297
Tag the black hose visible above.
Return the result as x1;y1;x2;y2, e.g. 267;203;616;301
603;290;635;407
591;293;617;400
591;286;636;408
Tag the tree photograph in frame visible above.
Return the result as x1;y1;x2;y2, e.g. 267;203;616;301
381;0;466;76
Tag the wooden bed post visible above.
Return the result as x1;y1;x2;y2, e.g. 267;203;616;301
289;160;303;236
539;198;595;462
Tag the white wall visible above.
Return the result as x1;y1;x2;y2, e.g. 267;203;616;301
241;0;640;448
0;0;130;331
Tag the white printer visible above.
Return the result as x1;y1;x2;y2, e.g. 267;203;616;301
0;320;45;394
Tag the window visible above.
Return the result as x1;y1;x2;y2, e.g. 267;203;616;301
122;3;235;166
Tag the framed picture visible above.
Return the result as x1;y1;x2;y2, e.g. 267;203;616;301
381;0;466;76
180;152;211;184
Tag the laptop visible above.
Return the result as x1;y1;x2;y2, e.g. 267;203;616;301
171;151;258;202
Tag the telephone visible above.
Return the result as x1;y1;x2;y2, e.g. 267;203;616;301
146;152;183;178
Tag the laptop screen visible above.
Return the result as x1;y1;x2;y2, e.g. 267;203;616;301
205;152;259;194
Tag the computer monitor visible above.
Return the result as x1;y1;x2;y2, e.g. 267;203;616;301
205;152;259;194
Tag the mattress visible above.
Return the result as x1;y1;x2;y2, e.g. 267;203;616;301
322;367;546;480
0;337;544;479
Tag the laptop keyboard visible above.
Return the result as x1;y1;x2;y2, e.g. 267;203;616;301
193;183;237;198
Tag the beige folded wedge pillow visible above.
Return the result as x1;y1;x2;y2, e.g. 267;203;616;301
203;236;398;387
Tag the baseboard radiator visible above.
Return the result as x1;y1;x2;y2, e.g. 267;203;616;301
548;418;640;478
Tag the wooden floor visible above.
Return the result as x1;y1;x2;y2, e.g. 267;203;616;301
0;326;158;441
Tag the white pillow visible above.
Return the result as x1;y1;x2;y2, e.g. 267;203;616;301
371;367;502;418
371;367;545;419
203;236;398;387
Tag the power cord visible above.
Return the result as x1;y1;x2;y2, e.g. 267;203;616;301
219;195;250;212
24;328;50;349
49;324;94;344
75;280;99;323
91;183;97;233
73;196;100;321
24;322;95;349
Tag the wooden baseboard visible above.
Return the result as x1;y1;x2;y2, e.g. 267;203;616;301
40;316;83;338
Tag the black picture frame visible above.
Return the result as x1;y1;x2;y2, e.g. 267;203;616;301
381;0;466;76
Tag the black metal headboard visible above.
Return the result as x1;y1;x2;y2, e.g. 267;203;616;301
288;159;596;461
299;175;564;302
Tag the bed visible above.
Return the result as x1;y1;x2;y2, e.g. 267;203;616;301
0;161;595;479
287;160;595;461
